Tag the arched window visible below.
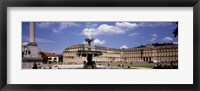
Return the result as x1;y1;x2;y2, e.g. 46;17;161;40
54;58;57;60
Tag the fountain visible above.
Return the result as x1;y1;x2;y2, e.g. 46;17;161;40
76;30;102;69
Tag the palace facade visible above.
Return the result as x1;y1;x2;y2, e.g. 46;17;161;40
63;43;178;64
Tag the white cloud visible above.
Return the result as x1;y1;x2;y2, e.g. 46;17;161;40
85;23;98;28
128;33;140;37
81;22;174;38
151;33;158;37
93;39;106;45
82;28;98;38
52;29;60;33
82;22;138;37
162;37;173;42
120;45;128;49
138;22;172;27
173;42;178;44
82;22;172;37
149;37;156;42
58;22;79;30
115;22;138;28
82;24;124;38
53;22;79;33
36;22;54;28
149;33;158;42
98;24;125;34
36;22;79;33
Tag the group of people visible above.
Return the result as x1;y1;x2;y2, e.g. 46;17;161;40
153;61;178;69
32;62;42;69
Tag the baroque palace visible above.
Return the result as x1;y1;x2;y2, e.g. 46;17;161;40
63;43;178;64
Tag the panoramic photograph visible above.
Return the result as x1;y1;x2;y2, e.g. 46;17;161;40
22;22;178;69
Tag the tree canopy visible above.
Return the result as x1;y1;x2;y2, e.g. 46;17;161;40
173;22;178;37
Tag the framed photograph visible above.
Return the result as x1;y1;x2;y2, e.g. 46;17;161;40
0;0;199;91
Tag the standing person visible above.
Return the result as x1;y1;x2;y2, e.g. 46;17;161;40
32;62;38;69
84;61;86;64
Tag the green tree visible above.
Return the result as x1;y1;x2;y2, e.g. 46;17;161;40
59;54;63;63
173;22;178;37
40;52;48;64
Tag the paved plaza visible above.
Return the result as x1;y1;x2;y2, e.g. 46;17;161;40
42;64;153;69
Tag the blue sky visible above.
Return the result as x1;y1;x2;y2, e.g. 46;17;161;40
22;22;178;54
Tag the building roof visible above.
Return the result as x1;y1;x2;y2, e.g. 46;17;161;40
44;52;56;57
64;42;178;52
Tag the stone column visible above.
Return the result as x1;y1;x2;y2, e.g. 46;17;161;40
29;22;35;43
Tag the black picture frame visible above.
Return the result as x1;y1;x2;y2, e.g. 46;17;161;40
0;0;199;91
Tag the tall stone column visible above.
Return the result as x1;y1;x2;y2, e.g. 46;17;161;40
29;22;35;43
22;22;42;69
